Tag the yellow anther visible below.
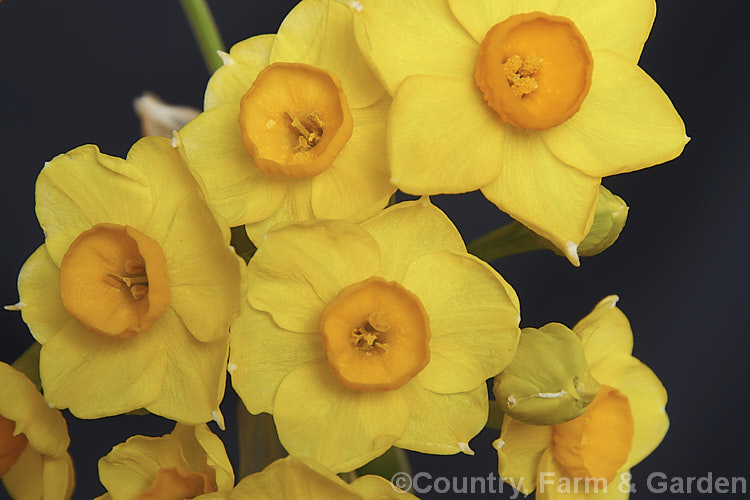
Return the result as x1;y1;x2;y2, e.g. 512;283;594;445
104;273;125;289
367;312;391;332
130;284;149;301
286;110;325;152
124;258;145;275
503;54;543;97
121;275;148;287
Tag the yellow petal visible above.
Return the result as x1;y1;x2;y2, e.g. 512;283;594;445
272;0;384;109
243;178;314;244
39;307;168;418
353;0;477;95
99;431;192;498
555;0;655;62
246;220;381;333
494;416;553;495
403;251;520;393
171;424;235;491
205;35;275;110
177;105;287;227
542;50;688;177
229;305;326;414
395;380;487;455
388;75;505;194
311;97;394;220
361;198;466;282
144;310;229;425
481;127;600;260
0;363;69;458
448;0;560;43
273;362;409;473
42;454;76;500
224;456;361;499
36;145;153;266
2;445;44;500
18;245;69;345
573;296;634;365
350;474;418;498
590;354;668;471
535;447;585;500
161;195;243;343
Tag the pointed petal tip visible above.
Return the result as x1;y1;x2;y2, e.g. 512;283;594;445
565;241;580;267
458;442;475;455
217;50;233;66
493;438;505;451
212;410;226;430
4;301;25;311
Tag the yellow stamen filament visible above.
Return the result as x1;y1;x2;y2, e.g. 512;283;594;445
285;110;325;152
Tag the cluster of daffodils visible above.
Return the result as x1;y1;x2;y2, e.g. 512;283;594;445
4;0;684;498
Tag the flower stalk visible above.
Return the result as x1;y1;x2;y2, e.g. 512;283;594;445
179;0;226;73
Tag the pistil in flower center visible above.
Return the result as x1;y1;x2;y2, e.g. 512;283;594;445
503;54;543;97
105;257;149;301
352;312;391;353
285;110;325;152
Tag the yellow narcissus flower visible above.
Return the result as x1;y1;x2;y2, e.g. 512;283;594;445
0;362;74;500
230;198;521;472
95;424;233;500
353;0;687;264
178;0;394;243
195;456;415;499
16;137;243;424
494;296;669;499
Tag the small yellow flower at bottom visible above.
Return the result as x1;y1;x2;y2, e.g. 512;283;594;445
494;296;668;499
0;362;74;500
95;424;234;500
230;198;521;472
194;456;416;500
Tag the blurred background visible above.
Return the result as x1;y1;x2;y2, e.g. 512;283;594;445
1;1;748;498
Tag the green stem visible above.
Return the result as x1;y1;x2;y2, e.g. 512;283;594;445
179;0;226;73
355;447;411;482
236;401;287;479
486;400;505;432
467;221;550;263
12;342;41;391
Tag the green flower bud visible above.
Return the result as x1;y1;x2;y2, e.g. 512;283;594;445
493;323;600;426
578;185;629;257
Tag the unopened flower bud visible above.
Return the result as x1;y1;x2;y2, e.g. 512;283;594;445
493;323;600;425
577;185;628;257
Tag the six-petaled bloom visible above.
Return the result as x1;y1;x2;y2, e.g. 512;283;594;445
229;199;521;472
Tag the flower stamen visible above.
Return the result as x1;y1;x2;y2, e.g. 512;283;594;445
285;110;325;152
503;55;543;97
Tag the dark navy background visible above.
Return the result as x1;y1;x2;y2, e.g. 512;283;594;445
1;1;748;498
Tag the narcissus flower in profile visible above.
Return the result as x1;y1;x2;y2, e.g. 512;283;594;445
494;296;669;498
16;137;243;424
230;199;521;472
353;0;688;263
196;456;416;499
178;0;394;243
96;424;234;500
0;362;74;500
